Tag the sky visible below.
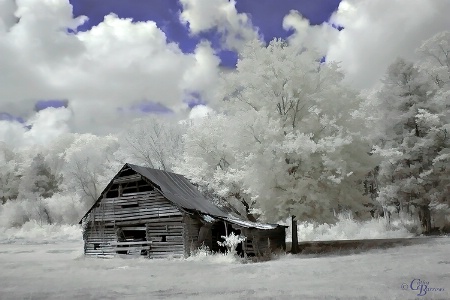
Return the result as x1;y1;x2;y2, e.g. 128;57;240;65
0;0;450;145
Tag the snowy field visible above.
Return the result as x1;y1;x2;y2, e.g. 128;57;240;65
1;236;449;300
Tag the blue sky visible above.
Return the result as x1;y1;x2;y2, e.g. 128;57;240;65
70;0;341;68
1;0;449;138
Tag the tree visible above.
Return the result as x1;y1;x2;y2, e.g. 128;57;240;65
374;50;450;232
62;133;120;208
19;153;61;199
0;142;21;203
116;116;184;172
417;31;450;88
177;39;377;223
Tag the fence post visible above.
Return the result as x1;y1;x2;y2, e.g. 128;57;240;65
291;215;298;254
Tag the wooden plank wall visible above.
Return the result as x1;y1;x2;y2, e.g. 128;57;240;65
241;227;286;257
84;188;184;258
182;214;205;256
92;191;181;222
83;221;116;257
146;216;184;258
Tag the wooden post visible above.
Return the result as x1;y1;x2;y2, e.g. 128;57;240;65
224;221;228;236
291;215;298;254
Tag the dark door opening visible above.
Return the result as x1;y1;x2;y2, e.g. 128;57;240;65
211;222;243;256
115;226;148;255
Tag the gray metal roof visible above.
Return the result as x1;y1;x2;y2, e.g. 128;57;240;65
127;164;232;218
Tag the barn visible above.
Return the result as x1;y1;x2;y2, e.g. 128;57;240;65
79;163;286;258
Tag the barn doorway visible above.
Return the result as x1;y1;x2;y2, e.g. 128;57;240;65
115;225;150;256
211;221;243;256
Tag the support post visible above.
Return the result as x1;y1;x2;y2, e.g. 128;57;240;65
118;184;123;197
291;215;298;254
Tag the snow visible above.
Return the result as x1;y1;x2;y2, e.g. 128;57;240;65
0;234;449;299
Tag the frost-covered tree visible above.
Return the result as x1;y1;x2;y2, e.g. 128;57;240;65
0;143;21;203
19;153;61;199
116;116;184;171
374;59;436;227
416;32;450;230
374;35;450;232
417;31;450;88
177;39;377;223
62;134;120;208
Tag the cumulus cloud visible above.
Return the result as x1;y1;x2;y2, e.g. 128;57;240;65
188;104;214;119
181;41;221;101
0;108;71;148
24;107;72;146
0;0;221;135
0;0;17;31
282;10;338;55
326;0;450;89
179;0;260;51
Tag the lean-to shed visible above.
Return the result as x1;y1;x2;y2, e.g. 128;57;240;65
79;163;286;258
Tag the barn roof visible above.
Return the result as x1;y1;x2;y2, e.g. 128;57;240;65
79;163;283;230
127;163;231;218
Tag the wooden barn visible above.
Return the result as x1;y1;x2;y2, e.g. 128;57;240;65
79;163;286;258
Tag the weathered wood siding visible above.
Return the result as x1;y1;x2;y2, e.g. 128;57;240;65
183;214;202;256
83;221;116;257
83;190;184;258
90;191;181;223
146;216;184;259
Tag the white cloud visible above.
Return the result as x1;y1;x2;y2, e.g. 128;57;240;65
326;0;450;89
0;120;26;148
0;0;221;136
188;105;214;119
179;0;260;51
181;41;221;100
0;108;71;147
282;10;337;55
24;107;72;145
0;0;17;31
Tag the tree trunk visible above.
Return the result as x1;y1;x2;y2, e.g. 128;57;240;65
418;205;432;234
291;215;298;254
241;199;257;222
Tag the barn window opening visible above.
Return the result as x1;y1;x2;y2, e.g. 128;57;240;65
121;229;146;241
138;185;154;192
161;235;167;242
94;243;100;250
115;226;149;256
106;189;119;198
120;168;136;177
121;203;139;209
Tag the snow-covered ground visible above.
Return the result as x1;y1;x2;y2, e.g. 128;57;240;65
1;235;449;299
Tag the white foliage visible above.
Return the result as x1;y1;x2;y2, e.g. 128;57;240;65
62;133;120;206
289;213;414;242
116;116;184;171
217;232;246;256
373;33;450;218
177;39;377;223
